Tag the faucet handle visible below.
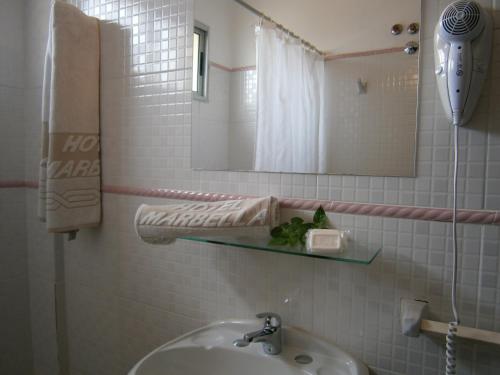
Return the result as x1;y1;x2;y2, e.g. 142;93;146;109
256;312;282;328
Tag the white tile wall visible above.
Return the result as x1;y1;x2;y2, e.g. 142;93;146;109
0;0;25;89
0;0;26;181
19;0;63;373
192;65;257;171
192;66;230;170
0;1;33;374
0;190;32;375
228;69;257;170
11;0;500;375
0;85;25;180
324;52;418;176
25;191;61;375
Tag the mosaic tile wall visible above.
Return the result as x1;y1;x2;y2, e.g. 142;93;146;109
192;66;230;170
227;68;257;171
324;52;419;176
192;65;257;171
13;0;500;374
0;1;33;374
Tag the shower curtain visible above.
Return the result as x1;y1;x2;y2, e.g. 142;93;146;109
254;21;325;173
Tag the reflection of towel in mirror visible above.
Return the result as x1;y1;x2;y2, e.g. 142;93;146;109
38;1;101;235
135;197;280;245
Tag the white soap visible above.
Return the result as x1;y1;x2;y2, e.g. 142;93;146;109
306;229;345;254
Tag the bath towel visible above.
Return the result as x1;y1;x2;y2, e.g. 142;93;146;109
39;1;101;235
135;197;280;245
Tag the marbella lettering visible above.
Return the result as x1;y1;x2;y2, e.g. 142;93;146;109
62;135;99;153
140;201;269;228
48;159;100;178
48;135;100;178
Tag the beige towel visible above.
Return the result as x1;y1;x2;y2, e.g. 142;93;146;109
39;1;101;234
135;197;280;245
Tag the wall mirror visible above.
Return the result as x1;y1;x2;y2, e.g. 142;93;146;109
192;0;421;176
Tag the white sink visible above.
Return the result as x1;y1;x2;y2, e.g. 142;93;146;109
128;320;369;375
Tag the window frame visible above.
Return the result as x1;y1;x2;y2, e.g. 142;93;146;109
192;22;209;101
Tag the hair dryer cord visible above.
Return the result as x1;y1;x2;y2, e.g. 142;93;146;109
446;124;460;375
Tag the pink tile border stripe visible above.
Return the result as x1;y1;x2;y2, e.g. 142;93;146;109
210;61;256;73
210;47;407;72
324;47;405;62
0;180;28;188
4;180;498;225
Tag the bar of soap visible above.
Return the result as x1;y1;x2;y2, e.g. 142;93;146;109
306;229;344;253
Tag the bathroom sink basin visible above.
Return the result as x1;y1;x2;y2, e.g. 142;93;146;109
128;320;368;375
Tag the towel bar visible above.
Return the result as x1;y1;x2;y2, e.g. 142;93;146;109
421;319;500;346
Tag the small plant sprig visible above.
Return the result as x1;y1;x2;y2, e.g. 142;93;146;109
269;206;329;247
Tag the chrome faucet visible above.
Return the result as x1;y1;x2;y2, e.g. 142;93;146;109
233;312;282;355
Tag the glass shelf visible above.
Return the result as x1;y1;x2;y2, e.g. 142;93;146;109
181;234;381;265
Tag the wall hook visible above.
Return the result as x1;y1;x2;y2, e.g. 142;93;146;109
357;78;367;95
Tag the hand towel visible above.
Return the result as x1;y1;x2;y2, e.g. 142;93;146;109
135;197;280;245
39;1;101;234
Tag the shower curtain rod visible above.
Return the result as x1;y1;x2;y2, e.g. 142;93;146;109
233;0;326;56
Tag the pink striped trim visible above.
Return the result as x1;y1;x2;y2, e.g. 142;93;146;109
24;180;39;188
210;47;405;71
279;199;500;225
210;61;256;73
103;186;500;225
3;181;500;225
0;180;27;188
101;185;500;225
103;184;252;202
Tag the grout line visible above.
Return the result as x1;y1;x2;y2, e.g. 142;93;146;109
0;84;25;90
475;226;485;328
125;67;191;78
481;77;494;210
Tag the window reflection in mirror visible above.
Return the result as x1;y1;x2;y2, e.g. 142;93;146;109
192;24;208;99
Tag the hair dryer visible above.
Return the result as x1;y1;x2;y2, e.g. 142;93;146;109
434;0;492;126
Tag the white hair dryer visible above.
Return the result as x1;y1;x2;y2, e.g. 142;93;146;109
434;0;492;126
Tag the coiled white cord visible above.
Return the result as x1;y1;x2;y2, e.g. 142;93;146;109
446;321;458;374
446;124;460;375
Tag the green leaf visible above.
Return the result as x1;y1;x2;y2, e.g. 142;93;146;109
313;206;328;228
297;226;308;237
270;226;283;238
303;222;314;230
313;206;326;224
291;217;304;225
268;207;329;247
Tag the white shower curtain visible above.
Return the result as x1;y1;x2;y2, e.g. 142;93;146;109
254;22;325;173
